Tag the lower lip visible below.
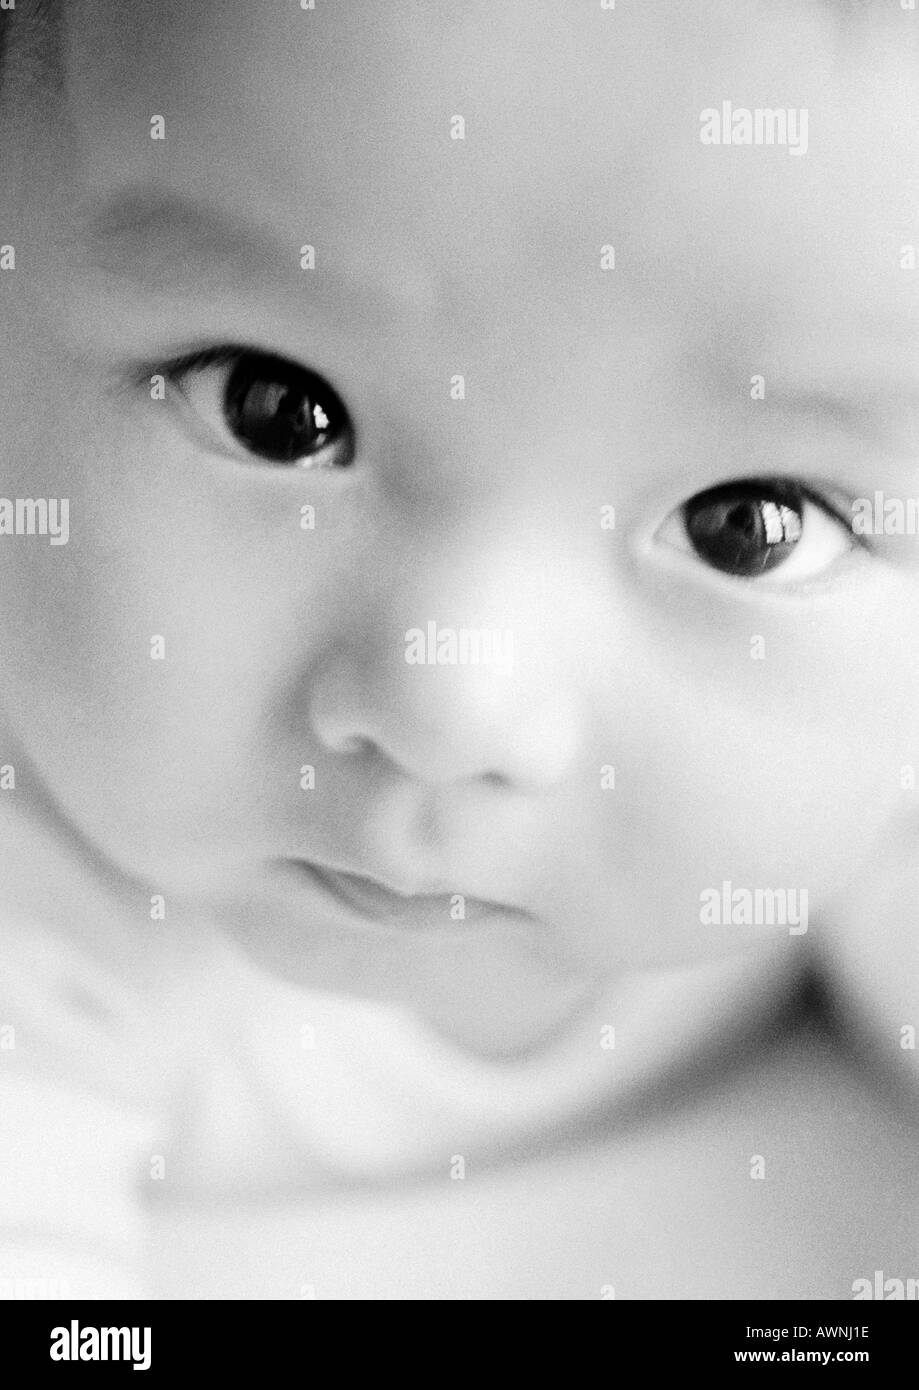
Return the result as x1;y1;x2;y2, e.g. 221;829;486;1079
281;860;524;932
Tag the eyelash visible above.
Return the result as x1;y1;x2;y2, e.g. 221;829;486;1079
747;482;857;536
659;477;868;587
142;345;870;586
164;345;238;373
153;344;356;469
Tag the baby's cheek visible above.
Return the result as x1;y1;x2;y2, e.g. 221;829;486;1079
653;697;873;899
819;815;919;1096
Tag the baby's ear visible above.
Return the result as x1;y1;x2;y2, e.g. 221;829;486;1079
818;809;919;1100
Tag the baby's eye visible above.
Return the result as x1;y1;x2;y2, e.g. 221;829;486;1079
657;478;856;582
165;348;355;468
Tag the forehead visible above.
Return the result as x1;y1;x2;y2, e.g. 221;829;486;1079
37;0;919;358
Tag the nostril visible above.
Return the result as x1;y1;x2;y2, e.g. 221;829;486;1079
339;734;374;756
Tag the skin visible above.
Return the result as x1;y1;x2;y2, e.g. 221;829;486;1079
148;1013;919;1299
1;0;918;1082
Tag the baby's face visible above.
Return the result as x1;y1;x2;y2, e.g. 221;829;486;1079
2;0;918;1051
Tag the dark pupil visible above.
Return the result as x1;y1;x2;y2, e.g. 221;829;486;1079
684;483;804;576
224;354;344;463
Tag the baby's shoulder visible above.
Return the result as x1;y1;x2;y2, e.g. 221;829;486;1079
150;1017;919;1299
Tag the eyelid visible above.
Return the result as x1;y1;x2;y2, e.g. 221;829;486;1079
160;344;249;380
652;475;870;591
688;478;868;549
796;482;867;546
123;342;260;394
146;343;355;469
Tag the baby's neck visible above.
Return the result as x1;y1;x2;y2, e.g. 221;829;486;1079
0;790;155;980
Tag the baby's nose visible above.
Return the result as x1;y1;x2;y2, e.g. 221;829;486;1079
308;533;594;793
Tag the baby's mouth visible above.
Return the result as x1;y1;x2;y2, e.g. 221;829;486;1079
280;858;527;931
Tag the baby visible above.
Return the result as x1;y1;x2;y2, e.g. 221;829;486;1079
1;0;918;1300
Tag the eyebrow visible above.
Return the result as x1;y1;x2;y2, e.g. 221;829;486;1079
73;187;434;323
78;190;272;283
767;382;919;458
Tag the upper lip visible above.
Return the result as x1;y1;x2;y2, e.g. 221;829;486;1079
325;865;455;899
278;856;524;921
298;858;454;898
